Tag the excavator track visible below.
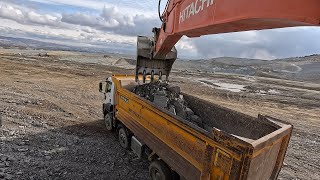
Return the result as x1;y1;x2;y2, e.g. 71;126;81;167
135;36;177;83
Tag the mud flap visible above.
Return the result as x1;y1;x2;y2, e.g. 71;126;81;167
131;136;145;159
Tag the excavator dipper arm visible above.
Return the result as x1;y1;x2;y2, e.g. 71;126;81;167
136;0;320;82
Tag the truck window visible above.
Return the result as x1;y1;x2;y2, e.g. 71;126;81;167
106;81;112;93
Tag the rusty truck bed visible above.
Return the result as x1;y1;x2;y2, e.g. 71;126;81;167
112;75;292;180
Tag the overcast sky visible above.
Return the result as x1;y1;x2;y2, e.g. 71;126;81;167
0;0;319;60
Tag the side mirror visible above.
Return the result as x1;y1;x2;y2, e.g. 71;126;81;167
99;82;103;92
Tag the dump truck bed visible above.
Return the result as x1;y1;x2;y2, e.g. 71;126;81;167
112;75;292;180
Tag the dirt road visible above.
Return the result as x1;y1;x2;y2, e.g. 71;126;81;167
0;52;319;179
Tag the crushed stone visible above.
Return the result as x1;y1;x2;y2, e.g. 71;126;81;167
133;81;205;128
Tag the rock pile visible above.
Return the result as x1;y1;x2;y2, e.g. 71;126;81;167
133;82;204;128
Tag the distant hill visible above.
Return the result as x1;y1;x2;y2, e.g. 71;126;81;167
0;35;319;83
174;55;320;83
0;35;133;54
0;35;74;51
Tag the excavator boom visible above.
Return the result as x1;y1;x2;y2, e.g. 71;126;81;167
136;0;320;82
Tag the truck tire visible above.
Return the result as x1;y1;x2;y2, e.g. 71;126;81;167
118;125;130;149
149;160;173;180
104;112;113;131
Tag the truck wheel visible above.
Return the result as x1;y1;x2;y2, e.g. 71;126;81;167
104;112;113;131
118;125;130;149
149;160;173;180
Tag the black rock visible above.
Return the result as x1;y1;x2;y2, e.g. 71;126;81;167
185;107;194;117
167;85;181;95
133;82;206;129
153;95;169;108
172;100;187;119
168;105;176;115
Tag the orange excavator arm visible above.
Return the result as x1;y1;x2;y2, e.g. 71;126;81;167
136;0;320;82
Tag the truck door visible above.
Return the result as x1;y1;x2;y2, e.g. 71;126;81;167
99;78;114;106
105;79;114;105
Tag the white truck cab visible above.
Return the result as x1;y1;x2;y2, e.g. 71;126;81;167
99;77;115;105
99;77;115;130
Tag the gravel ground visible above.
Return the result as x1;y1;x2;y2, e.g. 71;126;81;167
0;51;319;179
0;53;149;179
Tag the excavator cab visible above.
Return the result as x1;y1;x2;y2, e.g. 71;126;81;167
135;36;177;83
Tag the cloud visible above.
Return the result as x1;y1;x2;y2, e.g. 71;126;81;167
0;17;135;47
0;1;159;38
61;6;160;36
0;0;320;60
0;4;61;26
26;11;60;26
182;27;320;59
0;4;24;22
61;12;116;28
28;0;156;16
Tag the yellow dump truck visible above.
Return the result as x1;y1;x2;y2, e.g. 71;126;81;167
99;74;292;180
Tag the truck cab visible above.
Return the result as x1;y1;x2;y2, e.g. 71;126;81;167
99;77;115;130
99;77;115;105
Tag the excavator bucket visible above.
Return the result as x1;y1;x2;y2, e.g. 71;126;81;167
135;36;177;83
